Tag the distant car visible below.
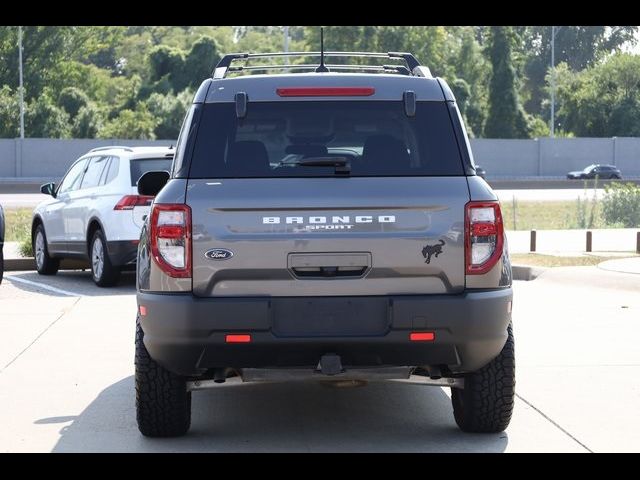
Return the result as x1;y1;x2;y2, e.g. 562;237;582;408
475;165;487;179
567;164;622;180
32;146;174;287
0;203;4;284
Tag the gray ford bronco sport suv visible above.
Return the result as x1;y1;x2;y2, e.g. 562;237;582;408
135;51;514;437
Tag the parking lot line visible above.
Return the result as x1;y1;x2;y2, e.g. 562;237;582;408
5;275;85;298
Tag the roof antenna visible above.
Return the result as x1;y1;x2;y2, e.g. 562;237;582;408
316;27;329;73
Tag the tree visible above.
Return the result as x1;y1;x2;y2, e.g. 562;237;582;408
73;104;104;138
98;107;157;139
484;27;530;138
25;94;72;138
58;87;89;118
523;26;638;116
555;53;640;136
146;89;192;139
148;45;185;91
0;86;19;137
181;37;220;91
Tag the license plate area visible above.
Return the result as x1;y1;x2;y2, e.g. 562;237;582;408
272;297;390;337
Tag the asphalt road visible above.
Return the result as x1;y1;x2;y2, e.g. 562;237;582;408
1;266;639;452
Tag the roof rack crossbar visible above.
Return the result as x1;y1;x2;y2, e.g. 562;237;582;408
89;146;133;153
227;64;411;75
214;51;422;79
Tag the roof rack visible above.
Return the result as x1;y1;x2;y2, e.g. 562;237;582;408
89;146;133;153
213;52;432;79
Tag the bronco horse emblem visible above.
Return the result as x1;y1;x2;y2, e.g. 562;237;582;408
421;240;445;264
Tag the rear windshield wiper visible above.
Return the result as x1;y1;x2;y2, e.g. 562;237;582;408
295;156;351;175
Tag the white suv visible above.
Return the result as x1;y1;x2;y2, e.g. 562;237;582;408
32;146;174;287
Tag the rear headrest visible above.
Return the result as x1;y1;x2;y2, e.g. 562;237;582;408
362;134;410;172
227;141;270;175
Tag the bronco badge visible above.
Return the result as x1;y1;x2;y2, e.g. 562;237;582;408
205;248;234;260
421;240;445;264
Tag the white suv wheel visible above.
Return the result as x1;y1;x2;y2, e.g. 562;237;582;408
35;231;45;270
91;236;105;281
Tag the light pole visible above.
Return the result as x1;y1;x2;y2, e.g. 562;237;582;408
550;26;562;138
18;26;25;139
284;26;289;66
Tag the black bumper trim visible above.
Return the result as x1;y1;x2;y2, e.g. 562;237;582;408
137;290;512;376
107;240;139;266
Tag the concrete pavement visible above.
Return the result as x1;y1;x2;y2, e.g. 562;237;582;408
1;267;639;452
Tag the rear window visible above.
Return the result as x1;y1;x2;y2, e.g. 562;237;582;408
129;158;172;186
188;101;464;178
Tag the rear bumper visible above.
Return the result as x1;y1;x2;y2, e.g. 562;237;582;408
137;289;513;377
107;240;138;266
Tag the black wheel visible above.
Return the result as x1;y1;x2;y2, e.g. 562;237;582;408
135;319;191;437
33;224;60;275
451;323;515;433
90;229;120;287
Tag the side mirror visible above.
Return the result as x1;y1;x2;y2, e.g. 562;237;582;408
138;170;170;197
40;182;56;198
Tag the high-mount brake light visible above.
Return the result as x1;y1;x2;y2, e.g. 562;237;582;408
276;87;375;97
410;332;435;342
226;334;252;344
465;201;504;275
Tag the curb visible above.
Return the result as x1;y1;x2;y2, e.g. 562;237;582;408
4;258;90;272
512;264;546;281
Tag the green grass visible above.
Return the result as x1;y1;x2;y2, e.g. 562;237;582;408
3;208;34;257
4;208;32;242
501;200;604;230
511;253;638;267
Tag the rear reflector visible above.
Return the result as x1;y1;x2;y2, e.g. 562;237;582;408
226;334;252;344
276;87;375;97
114;195;154;210
139;305;147;316
410;332;435;342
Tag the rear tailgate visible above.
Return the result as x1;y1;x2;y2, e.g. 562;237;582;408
188;177;468;297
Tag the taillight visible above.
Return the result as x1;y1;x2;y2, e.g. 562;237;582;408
465;201;504;275
114;195;154;210
150;204;191;278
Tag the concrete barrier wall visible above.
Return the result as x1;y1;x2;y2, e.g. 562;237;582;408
0;137;639;179
470;139;539;176
470;137;640;177
0;139;16;177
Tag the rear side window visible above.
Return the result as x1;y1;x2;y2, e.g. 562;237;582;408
189;101;464;178
103;156;120;185
80;156;109;189
129;158;173;186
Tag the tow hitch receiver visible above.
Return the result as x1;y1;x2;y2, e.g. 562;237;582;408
319;353;343;375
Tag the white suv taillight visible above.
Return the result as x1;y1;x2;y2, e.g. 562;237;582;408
114;195;154;210
465;201;504;275
150;204;191;278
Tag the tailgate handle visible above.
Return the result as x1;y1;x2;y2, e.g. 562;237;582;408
288;253;371;279
292;266;367;278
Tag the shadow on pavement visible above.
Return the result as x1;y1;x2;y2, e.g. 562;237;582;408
6;270;136;297
49;376;508;452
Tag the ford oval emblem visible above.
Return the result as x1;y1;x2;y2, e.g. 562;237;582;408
204;248;234;260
